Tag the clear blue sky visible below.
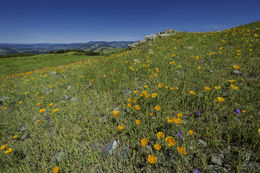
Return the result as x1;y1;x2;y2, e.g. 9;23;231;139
0;0;259;43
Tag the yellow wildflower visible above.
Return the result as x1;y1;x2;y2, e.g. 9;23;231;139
118;124;125;130
53;108;59;113
5;148;12;154
3;107;7;110
175;118;182;124
189;130;195;135
165;136;176;146
158;83;163;88
197;66;201;70
144;85;148;88
167;117;175;124
141;138;148;146
204;86;211;91
135;105;141;111
154;105;161;111
215;86;221;90
170;87;174;91
233;65;240;69
231;84;239;90
217;97;225;102
127;98;131;102
242;110;247;113
152;93;157;98
19;101;23;104
49;103;54;107
154;144;162;151
134;90;138;94
53;166;60;173
157;131;165;139
0;144;7;150
37;120;41;123
177;113;183;118
189;91;196;95
39;108;45;113
228;80;235;83
149;112;153;117
136;120;141;125
133;100;137;104
177;146;187;155
113;110;119;117
148;154;157;164
258;128;260;135
13;135;19;139
127;103;132;108
36;102;41;107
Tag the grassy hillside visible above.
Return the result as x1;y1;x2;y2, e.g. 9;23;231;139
0;53;99;75
0;21;259;172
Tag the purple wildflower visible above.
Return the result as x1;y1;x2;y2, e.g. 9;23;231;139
200;60;204;63
197;110;201;115
235;108;241;114
178;131;182;139
52;123;54;127
195;168;199;173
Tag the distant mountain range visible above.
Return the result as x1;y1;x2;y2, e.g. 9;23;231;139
0;41;136;55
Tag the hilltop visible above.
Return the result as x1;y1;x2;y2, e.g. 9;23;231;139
0;21;259;172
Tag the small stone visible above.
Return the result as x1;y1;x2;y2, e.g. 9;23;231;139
133;59;140;62
122;89;131;96
207;165;229;173
102;140;119;157
211;154;224;166
19;126;27;132
232;70;242;75
54;150;64;162
67;86;72;90
71;97;77;102
198;139;207;147
186;46;193;49
0;96;10;102
119;149;129;161
49;71;57;75
20;133;29;140
62;95;70;100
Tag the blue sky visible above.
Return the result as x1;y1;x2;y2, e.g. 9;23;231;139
0;0;259;43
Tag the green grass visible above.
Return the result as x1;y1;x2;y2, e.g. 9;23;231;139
0;21;259;172
0;52;99;75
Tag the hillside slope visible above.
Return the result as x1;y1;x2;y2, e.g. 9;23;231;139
0;21;259;172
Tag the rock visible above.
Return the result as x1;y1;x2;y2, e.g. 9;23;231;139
101;116;108;121
127;29;176;50
20;133;29;140
71;97;77;102
243;162;260;171
145;34;158;41
49;71;57;75
67;86;72;90
19;126;27;132
186;46;194;49
211;154;224;166
0;96;10;104
207;165;229;173
133;59;140;63
62;94;70;100
122;89;131;96
119;148;129;161
198;139;207;147
54;150;65;162
232;70;242;75
102;140;119;157
242;152;251;162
